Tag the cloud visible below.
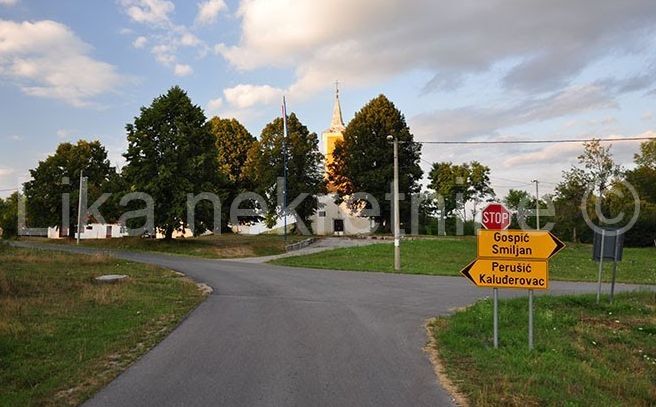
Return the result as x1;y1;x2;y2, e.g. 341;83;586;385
0;168;14;177
196;0;226;26
0;19;125;107
216;0;656;100
180;32;200;47
206;97;223;115
223;84;283;108
410;84;617;141
118;0;174;26
132;35;148;48
502;132;651;168
173;63;192;76
0;0;18;6
118;1;208;76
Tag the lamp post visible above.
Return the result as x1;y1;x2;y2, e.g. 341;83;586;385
387;135;401;272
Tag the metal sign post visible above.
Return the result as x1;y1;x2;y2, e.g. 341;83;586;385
528;289;534;350
596;229;605;304
493;288;498;349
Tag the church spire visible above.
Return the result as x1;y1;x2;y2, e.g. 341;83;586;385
329;80;345;132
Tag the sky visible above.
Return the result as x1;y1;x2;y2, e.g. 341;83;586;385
1;0;655;200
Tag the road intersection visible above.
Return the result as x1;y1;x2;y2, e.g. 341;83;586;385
12;241;653;406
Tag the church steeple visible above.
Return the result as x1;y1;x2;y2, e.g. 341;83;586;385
328;80;346;132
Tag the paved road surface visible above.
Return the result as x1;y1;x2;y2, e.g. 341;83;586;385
232;237;391;263
10;242;654;406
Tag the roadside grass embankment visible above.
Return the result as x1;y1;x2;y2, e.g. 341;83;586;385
271;238;656;284
24;233;307;259
427;291;656;406
0;244;205;406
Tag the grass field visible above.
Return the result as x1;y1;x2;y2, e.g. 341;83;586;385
428;292;656;406
271;238;656;284
0;244;205;406
27;233;306;259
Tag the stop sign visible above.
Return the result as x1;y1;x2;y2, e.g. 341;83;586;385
481;203;511;230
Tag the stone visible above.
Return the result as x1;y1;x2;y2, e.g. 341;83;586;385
95;274;128;284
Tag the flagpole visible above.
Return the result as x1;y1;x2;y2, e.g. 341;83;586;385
282;96;289;243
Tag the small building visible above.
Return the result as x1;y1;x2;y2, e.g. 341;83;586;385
74;223;128;239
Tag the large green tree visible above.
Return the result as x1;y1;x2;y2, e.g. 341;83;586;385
428;161;494;221
209;117;256;230
210;117;256;185
24;140;119;232
0;192;19;239
610;139;656;246
329;94;422;230
123;86;224;239
243;113;324;231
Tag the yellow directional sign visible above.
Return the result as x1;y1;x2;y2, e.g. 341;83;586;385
477;230;565;260
460;259;549;289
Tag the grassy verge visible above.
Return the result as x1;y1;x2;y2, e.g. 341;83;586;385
271;238;656;284
0;244;205;406
427;292;656;406
24;233;307;259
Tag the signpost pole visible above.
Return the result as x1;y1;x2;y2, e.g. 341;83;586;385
493;288;499;349
610;233;619;304
596;229;605;304
528;289;534;350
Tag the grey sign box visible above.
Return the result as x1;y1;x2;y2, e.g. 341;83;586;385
592;230;624;261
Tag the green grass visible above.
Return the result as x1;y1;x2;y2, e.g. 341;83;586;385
428;292;656;406
26;233;307;259
0;244;205;406
271;238;656;284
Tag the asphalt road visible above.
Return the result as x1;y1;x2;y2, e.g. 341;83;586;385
10;242;654;406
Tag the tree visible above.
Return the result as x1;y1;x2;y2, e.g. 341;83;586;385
610;138;656;246
243;113;324;231
0;192;19;238
123;86;224;239
634;138;656;170
577;139;621;196
553;167;590;243
504;189;533;229
24;140;118;232
210;117;256;185
329;95;422;230
428;161;495;221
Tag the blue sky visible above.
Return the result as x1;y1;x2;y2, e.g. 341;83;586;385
1;0;655;199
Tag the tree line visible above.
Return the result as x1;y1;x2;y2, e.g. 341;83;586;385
0;85;654;246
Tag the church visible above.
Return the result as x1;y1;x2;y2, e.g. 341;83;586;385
310;86;377;235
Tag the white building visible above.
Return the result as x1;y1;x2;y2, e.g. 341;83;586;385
46;223;128;240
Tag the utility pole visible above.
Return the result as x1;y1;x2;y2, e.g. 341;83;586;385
532;179;540;230
77;169;84;245
387;135;401;272
282;97;289;243
529;178;540;350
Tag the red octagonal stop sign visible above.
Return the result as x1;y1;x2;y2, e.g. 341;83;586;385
481;203;511;230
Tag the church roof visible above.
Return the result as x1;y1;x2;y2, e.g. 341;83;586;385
327;82;346;133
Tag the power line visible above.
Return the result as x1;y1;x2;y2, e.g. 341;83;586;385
412;136;655;145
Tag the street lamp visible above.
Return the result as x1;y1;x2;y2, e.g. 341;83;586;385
387;135;401;272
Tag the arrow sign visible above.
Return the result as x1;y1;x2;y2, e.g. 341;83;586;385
460;259;549;289
477;230;565;260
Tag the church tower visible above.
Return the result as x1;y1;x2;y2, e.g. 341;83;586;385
322;82;345;191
